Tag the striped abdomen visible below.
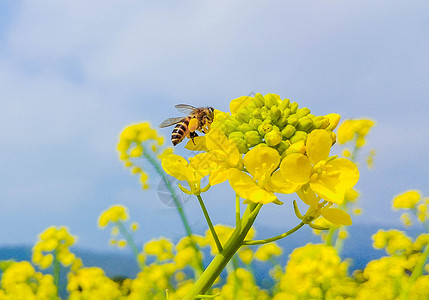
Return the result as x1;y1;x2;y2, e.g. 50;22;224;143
171;117;190;146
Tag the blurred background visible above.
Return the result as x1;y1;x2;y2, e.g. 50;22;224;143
1;0;428;264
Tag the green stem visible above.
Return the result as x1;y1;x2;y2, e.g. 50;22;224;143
53;250;60;295
116;221;144;268
197;194;223;253
184;203;262;300
243;222;305;245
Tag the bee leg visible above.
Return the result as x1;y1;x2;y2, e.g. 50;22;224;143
190;131;198;145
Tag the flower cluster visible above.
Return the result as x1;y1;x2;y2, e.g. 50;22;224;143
164;94;358;207
117;122;171;190
392;190;429;228
32;226;78;270
0;261;57;299
274;244;356;299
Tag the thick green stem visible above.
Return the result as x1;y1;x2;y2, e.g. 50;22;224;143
184;204;262;300
243;222;305;245
197;194;223;253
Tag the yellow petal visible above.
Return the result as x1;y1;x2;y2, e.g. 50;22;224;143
243;146;280;177
206;127;229;152
210;168;230;185
296;186;319;206
321;208;352;226
185;136;208;151
228;168;257;199
161;154;194;181
280;153;312;184
329;158;359;190
229;169;276;204
306;129;332;165
310;178;344;204
266;171;300;194
230;96;253;114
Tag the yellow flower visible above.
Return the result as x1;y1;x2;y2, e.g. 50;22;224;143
392;190;421;210
337;119;375;145
98;205;129;227
254;243;283;261
281;129;359;204
161;153;210;195
229;145;299;204
144;238;174;261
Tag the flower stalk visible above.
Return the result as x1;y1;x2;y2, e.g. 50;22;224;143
184;203;262;299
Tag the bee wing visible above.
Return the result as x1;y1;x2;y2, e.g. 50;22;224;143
175;104;197;114
159;117;184;128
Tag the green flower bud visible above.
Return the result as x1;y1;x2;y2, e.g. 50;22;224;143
264;94;278;109
258;122;273;136
265;129;282;146
287;115;298;126
279;98;290;110
236;109;251;123
230;137;248;154
281;125;296;139
295;107;311;118
249;118;262;129
252;108;262;119
229;131;244;139
325;113;341;131
282;108;291;119
269;106;281;122
244;130;262;146
238;123;255;133
224;118;240;134
296;116;314;132
276;116;289;127
312;116;330;129
275;140;290;155
254;93;265;107
290;131;308;144
290;102;298;113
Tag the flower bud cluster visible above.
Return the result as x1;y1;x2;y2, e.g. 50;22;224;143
214;93;339;156
32;226;77;269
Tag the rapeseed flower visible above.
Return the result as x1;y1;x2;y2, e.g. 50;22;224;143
393;190;421;210
32;226;77;269
281;129;359;204
161;153;210;195
98;205;129;227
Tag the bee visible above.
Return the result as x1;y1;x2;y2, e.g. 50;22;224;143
159;104;215;146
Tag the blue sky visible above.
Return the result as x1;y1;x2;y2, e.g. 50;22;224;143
1;1;428;252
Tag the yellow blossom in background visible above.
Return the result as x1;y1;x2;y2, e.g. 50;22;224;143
98;205;129;227
254;243;283;261
32;226;77;269
117;122;168;190
219;268;270;300
144;237;174;261
0;261;57;299
276;244;356;299
67;267;123;300
281;129;359;204
372;230;413;256
392;190;421;210
337;119;375;146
